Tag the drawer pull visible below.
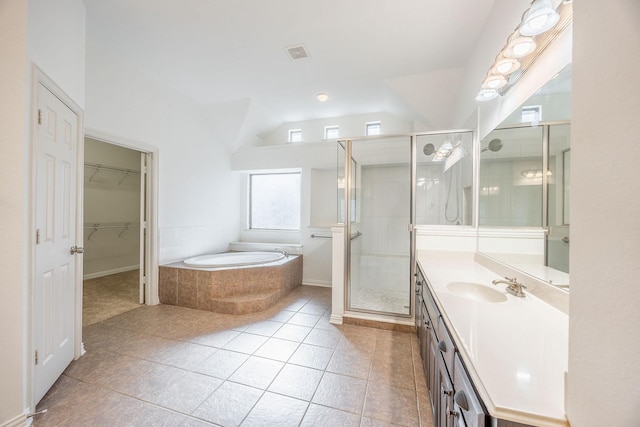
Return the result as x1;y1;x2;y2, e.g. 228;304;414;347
438;340;447;352
447;406;459;418
442;388;452;396
454;390;469;411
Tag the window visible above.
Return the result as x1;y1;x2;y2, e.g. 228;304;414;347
521;105;542;123
288;129;303;143
365;121;381;136
250;173;301;230
325;126;339;139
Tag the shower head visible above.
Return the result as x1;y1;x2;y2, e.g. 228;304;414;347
481;138;503;153
423;143;436;156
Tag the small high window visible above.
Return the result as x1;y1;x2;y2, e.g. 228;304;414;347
365;121;381;136
521;105;542;123
288;129;303;143
325;126;339;139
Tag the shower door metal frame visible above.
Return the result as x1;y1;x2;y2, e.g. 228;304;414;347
340;135;414;318
340;130;476;320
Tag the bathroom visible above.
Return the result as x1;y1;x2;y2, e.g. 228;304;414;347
1;1;639;427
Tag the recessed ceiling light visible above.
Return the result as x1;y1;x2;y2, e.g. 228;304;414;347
316;93;329;102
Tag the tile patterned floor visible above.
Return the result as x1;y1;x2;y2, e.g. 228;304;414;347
34;286;434;427
83;269;141;326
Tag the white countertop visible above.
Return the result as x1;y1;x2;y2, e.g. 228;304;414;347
417;253;569;427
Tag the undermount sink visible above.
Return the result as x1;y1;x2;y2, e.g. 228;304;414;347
447;282;508;303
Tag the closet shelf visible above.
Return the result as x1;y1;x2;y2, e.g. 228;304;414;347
84;162;140;185
84;222;140;240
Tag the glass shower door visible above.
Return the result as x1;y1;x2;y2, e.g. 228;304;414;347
345;136;412;316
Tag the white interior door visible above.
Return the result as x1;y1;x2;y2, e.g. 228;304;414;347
34;82;79;403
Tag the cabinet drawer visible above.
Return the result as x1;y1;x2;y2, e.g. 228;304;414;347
437;317;456;378
423;282;441;326
453;354;487;427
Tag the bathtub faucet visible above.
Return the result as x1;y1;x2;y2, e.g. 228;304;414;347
275;248;288;258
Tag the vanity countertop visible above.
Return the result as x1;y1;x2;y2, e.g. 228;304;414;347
417;252;569;427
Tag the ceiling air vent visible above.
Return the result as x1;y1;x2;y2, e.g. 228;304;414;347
285;45;310;60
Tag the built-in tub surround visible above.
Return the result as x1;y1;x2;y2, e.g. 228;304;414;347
417;250;569;426
159;253;302;315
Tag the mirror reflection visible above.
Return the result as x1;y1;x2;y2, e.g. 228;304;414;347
477;64;571;289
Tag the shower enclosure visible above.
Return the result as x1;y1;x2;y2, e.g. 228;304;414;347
338;131;474;317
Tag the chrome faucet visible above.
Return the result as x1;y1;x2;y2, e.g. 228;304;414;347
275;248;288;257
492;276;527;298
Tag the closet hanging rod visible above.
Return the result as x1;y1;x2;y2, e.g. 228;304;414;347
84;162;141;175
83;223;140;229
84;222;140;240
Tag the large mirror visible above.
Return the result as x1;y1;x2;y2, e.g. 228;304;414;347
477;64;571;289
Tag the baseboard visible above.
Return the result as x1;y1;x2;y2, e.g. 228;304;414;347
83;265;139;280
329;314;343;325
302;280;332;288
1;412;28;427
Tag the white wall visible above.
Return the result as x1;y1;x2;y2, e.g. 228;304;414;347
0;1;28;424
83;138;141;277
568;1;640;425
0;0;86;423
84;43;242;265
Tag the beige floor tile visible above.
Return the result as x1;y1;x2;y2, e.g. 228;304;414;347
40;286;434;427
151;340;217;370
192;381;263;427
229;356;284;389
254;337;300;362
299;404;362;427
244;320;285;337
187;329;241;348
240;392;308;427
288;312;321;327
326;349;372;379
193;348;248;379
312;372;367;414
369;356;416;390
288;343;334;370
151;371;223;414
298;302;327;315
363;382;420;427
267;364;324;400
223;332;269;354
303;328;342;348
272;323;312;342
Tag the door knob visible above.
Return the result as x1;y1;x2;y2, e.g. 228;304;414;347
70;246;84;255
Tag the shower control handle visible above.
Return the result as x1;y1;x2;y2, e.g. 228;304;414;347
70;246;84;255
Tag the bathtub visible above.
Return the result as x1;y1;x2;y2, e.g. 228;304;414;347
159;251;302;315
183;251;285;268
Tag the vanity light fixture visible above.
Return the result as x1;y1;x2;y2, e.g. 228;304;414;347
475;89;499;101
492;56;521;75
504;34;537;58
521;168;552;178
519;0;560;36
482;74;507;90
475;0;569;103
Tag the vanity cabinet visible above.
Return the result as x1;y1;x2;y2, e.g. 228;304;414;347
416;264;489;427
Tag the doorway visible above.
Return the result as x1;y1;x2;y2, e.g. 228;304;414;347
82;138;149;325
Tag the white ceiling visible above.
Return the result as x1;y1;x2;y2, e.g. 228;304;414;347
85;0;498;130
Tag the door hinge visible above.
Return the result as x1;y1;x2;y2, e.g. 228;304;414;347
37;109;43;125
35;350;39;365
36;229;41;245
